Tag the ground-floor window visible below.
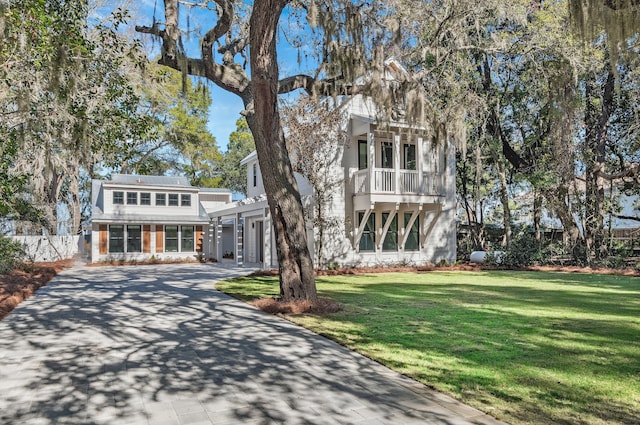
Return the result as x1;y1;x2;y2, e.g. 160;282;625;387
382;212;398;251
109;225;125;253
127;225;142;253
358;212;375;252
108;225;142;253
404;213;419;251
164;225;196;253
181;226;195;252
165;226;179;252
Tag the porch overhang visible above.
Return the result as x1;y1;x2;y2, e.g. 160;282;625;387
353;193;444;212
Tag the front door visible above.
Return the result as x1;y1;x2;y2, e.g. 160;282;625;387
257;221;264;263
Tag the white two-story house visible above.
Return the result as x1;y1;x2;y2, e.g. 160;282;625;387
208;94;457;268
90;174;231;263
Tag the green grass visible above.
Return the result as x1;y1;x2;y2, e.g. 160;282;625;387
217;271;640;425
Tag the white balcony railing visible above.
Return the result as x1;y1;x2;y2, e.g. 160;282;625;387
375;169;395;192
354;168;442;195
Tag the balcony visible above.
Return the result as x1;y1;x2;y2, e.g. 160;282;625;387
354;168;443;196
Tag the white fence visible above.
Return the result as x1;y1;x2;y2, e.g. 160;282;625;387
10;235;82;262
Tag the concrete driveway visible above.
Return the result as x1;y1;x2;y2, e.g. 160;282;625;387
0;264;505;425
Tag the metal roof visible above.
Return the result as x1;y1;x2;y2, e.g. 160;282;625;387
110;174;192;187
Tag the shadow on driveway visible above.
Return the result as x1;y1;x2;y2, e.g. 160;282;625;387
0;264;504;425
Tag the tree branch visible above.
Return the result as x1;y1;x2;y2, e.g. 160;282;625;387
612;213;640;222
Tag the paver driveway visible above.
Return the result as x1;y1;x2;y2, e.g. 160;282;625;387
0;264;505;425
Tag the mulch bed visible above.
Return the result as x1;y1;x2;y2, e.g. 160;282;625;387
0;259;73;320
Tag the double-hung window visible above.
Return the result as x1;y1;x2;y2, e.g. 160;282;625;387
168;194;179;206
181;226;195;252
140;192;151;205
113;191;124;205
358;212;375;252
404;213;419;251
156;193;166;206
382;212;398;251
181;194;191;207
165;226;178;252
127;225;142;253
127;192;138;205
108;225;125;252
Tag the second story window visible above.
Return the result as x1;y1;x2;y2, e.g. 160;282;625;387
127;192;138;205
113;191;124;205
381;141;393;169
156;193;166;206
140;192;151;205
168;193;179;206
181;194;191;207
358;140;368;170
403;144;416;170
253;163;257;187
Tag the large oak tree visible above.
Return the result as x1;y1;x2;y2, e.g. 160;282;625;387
136;0;397;301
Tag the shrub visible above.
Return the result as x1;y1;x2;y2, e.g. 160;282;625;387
0;235;26;274
502;232;540;268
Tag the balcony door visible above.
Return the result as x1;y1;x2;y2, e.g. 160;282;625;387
381;141;393;168
403;143;416;170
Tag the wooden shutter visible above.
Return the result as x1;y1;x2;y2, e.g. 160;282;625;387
143;225;151;253
196;225;203;252
99;225;108;254
156;225;164;253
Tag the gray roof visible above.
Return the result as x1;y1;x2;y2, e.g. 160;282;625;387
91;213;209;224
199;187;232;193
110;174;192;187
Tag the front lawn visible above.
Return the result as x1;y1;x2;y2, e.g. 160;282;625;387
217;271;640;425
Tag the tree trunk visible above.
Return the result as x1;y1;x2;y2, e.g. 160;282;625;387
497;161;511;247
533;192;542;243
542;186;583;261
583;70;613;262
249;0;317;302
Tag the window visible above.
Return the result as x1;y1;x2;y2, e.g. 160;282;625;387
181;194;191;207
382;212;398;251
403;144;416;170
168;193;179;206
127;192;138;205
165;226;178;252
108;225;124;253
156;193;166;206
358;212;375;252
381;141;393;168
140;193;151;205
253;163;257;187
113;191;124;205
127;225;142;253
358;140;368;170
181;226;195;252
404;213;419;251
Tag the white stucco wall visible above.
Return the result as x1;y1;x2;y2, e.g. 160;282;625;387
12;235;82;262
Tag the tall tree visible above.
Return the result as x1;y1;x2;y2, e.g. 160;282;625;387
116;63;222;187
1;0;148;234
136;0;397;301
